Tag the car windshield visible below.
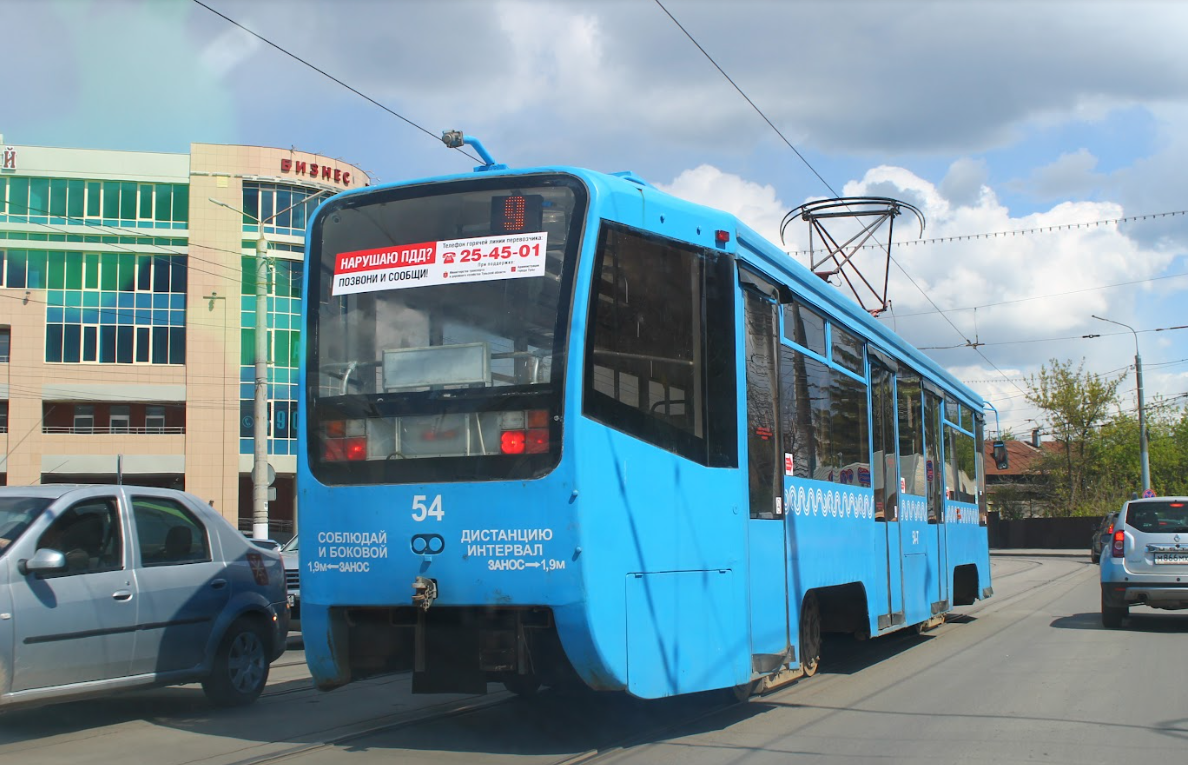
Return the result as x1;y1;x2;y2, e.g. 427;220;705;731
1126;501;1188;533
0;496;54;555
282;536;298;552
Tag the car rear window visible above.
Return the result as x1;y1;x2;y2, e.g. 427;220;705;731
1125;501;1188;533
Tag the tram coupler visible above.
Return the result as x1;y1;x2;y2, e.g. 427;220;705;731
412;576;438;610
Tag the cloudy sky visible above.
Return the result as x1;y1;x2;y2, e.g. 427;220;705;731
8;0;1188;439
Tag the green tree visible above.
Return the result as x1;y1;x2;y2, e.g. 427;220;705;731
1026;359;1123;516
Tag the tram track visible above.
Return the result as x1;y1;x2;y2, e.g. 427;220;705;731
207;558;1089;765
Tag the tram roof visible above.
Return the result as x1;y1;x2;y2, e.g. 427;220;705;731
323;164;986;412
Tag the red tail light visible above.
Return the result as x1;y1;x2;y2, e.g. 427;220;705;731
500;410;551;455
1111;529;1125;558
526;428;549;454
501;430;526;455
1107;522;1114;534
324;436;367;462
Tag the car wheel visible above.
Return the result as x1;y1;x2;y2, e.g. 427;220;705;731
799;593;821;677
202;618;270;707
1091;551;1100;564
1101;596;1128;629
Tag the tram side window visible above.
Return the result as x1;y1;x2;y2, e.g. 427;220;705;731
897;373;925;497
945;424;977;504
831;326;864;375
871;363;897;521
975;415;988;525
779;347;868;485
924;390;944;523
744;290;780;519
583;222;736;467
782;301;826;357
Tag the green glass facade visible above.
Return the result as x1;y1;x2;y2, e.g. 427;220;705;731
239;256;303;456
0;176;189;229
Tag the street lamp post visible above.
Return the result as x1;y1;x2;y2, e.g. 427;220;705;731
1091;314;1150;493
210;190;328;539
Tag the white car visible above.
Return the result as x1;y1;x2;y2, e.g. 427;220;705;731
1100;496;1188;628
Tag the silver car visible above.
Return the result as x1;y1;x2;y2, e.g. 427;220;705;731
1100;496;1188;628
0;484;289;709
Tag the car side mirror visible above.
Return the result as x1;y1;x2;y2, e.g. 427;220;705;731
992;440;1009;470
18;548;68;576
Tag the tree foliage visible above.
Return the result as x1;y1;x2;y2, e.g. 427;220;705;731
1026;359;1123;516
1022;359;1188;516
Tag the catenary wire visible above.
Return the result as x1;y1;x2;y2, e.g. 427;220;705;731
190;0;480;165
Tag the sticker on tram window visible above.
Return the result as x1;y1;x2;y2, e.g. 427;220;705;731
784;453;794;476
331;232;548;296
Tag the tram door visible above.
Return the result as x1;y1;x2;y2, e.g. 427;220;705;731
923;389;949;611
742;287;790;672
870;360;905;627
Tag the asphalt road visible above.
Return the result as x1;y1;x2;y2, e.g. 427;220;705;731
2;553;1185;765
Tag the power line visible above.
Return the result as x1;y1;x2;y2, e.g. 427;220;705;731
653;0;1023;396
786;208;1188;256
190;0;480;165
890;268;1188;320
652;0;839;198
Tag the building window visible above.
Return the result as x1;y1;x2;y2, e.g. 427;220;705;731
73;405;95;434
145;406;165;433
0;402;8;434
2;175;188;227
36;251;188;365
110;406;130;434
0;328;9;362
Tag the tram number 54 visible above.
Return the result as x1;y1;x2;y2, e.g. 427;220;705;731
412;495;444;522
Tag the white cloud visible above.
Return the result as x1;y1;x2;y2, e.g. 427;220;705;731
199;24;261;79
1022;149;1101;200
656;164;788;245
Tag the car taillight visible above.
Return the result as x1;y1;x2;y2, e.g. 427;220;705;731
499;409;550;455
1106;522;1114;535
1111;529;1125;558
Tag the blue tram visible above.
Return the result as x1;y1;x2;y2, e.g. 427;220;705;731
297;135;992;698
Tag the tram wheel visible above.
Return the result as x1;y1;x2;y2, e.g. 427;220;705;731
504;674;542;697
731;679;758;702
799;593;822;678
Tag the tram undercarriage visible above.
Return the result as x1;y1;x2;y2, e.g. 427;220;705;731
328;605;577;696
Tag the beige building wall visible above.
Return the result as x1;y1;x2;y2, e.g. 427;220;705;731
0;138;368;535
187;144;367;527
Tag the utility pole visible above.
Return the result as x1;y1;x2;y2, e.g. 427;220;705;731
1091;315;1151;493
210;190;328;538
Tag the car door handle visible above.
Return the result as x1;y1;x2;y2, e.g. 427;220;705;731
112;590;133;601
210;579;228;590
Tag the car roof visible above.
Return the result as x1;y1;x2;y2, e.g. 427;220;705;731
1126;497;1188;506
0;484;211;508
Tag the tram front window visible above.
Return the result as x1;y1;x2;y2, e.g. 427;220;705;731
307;176;587;484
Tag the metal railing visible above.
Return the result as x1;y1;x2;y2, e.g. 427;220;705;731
41;425;185;435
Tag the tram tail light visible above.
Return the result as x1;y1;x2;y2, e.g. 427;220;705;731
501;430;526;455
322;420;367;462
324;437;367;462
500;409;550;455
1111;529;1125;558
